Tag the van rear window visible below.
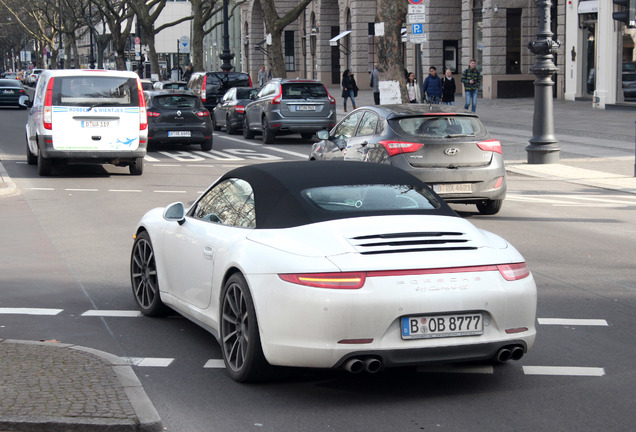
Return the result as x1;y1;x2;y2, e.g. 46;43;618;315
52;76;140;107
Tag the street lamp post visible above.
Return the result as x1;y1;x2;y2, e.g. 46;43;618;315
219;0;234;71
88;0;95;69
526;0;561;164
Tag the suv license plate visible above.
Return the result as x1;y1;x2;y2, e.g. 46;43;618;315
401;313;483;340
168;131;191;137
296;105;316;111
434;183;472;194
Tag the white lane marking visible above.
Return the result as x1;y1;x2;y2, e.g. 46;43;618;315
204;359;226;368
523;366;605;377
186;164;217;168
144;154;160;162
125;357;174;367
221;136;309;159
28;187;55;191
507;193;636;208
0;308;63;315
65;188;99;192
154;190;187;193
153;164;181;167
81;310;142;317
108;189;142;193
418;365;493;374
538;318;608;326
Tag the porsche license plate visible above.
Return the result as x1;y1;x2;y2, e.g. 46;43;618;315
401;313;483;340
168;131;191;137
434;183;472;194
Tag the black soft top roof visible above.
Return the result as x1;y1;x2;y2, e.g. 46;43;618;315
217;161;457;229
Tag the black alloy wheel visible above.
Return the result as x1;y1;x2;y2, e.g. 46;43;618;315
220;273;268;382
130;231;169;316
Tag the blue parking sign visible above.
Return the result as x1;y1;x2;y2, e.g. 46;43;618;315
409;0;424;4
412;23;423;34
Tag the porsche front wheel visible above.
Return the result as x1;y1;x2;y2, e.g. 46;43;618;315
221;273;269;382
130;231;168;316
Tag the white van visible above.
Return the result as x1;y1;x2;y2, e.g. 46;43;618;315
25;69;148;176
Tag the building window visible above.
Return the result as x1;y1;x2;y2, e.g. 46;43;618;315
472;0;483;69
506;9;522;74
285;31;295;72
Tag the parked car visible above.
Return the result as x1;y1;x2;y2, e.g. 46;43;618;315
2;72;19;80
309;104;506;215
145;90;213;151
0;79;30;109
130;160;536;383
243;78;336;143
187;71;252;112
622;73;636;100
27;68;44;86
25;69;148;176
153;80;188;90
212;86;258;134
140;79;155;91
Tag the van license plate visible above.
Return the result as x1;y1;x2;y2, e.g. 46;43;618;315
296;105;316;111
168;131;191;137
81;121;111;128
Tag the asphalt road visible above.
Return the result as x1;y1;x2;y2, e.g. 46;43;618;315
1;105;635;432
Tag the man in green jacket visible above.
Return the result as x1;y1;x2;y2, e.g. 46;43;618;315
462;59;481;112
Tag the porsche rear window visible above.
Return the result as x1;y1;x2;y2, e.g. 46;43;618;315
392;116;487;138
302;184;440;212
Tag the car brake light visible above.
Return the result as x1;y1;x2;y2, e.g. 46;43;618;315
496;263;530;281
43;77;54;130
201;75;207;102
494;176;504;189
477;139;502;154
147;111;160;117
271;85;282;104
196;110;210;117
279;272;366;289
137;79;147;130
378;140;424;157
248;76;253;87
326;87;335;104
234;105;245;113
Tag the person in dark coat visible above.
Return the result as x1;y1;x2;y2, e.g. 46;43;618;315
341;69;358;112
182;64;193;82
421;66;442;103
441;68;456;105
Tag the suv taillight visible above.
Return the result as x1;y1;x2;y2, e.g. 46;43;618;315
326;87;335;104
43;77;55;130
271;85;282;104
201;75;207;102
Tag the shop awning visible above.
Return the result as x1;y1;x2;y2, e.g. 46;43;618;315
578;0;598;14
329;31;352;47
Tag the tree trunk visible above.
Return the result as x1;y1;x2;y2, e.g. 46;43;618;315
377;0;408;103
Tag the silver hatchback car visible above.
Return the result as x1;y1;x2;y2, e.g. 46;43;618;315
243;78;337;143
309;104;506;215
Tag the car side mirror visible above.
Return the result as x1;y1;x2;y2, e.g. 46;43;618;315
316;130;329;141
163;202;186;225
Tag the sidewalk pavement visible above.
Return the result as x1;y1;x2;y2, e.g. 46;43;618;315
0;339;162;432
0;90;635;431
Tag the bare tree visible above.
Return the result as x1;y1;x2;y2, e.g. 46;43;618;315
376;0;408;102
259;0;313;78
128;0;193;77
92;0;134;70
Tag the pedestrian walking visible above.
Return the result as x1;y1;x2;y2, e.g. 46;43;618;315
370;66;380;105
341;69;358;112
442;69;456;105
421;66;442;103
406;72;418;103
182;64;193;82
462;59;481;112
258;65;268;87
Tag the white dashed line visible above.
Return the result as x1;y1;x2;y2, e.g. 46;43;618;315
538;318;608;326
153;190;188;194
0;308;63;315
81;310;142;317
204;359;226;368
108;189;142;193
523;366;605;377
65;188;98;192
125;357;174;367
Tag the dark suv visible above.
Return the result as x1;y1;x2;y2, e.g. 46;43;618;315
243;78;336;143
187;71;252;111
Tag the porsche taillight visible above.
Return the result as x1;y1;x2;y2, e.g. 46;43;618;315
43;77;55;130
279;272;366;289
496;263;530;281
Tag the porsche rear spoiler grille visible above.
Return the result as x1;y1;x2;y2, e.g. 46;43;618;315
348;231;478;255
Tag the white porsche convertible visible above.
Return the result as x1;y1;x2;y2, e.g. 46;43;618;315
130;161;536;382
